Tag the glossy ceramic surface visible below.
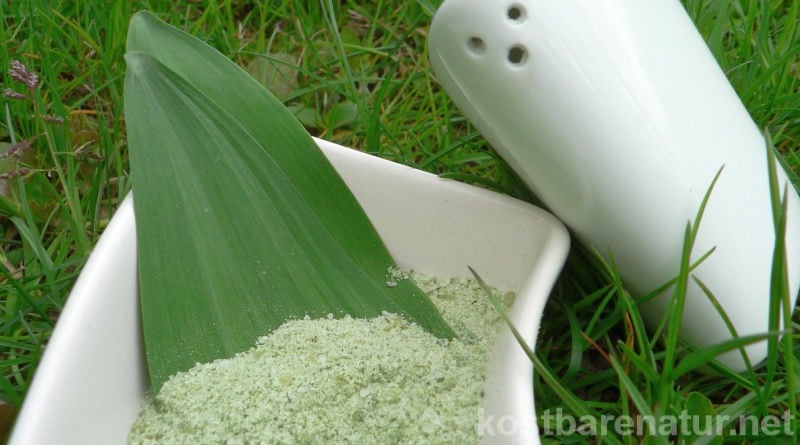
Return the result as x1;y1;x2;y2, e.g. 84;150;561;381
429;0;800;376
10;139;569;445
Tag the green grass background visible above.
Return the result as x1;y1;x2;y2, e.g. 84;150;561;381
0;0;798;443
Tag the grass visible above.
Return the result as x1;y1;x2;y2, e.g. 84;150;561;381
0;0;798;443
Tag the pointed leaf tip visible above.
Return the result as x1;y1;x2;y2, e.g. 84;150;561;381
127;11;160;52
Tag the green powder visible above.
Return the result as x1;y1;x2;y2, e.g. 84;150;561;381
128;272;513;444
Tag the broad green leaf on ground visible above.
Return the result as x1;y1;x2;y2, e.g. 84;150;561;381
124;15;453;391
244;52;296;98
325;101;360;130
684;392;723;445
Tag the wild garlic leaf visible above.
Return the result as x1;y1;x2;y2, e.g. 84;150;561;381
124;15;453;391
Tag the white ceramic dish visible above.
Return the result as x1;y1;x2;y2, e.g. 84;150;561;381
10;138;569;445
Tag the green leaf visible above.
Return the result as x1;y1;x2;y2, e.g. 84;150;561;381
286;104;322;128
325;101;360;130
0;142;22;217
124;13;453;391
126;12;398;292
0;180;21;217
684;392;723;445
244;52;296;99
23;173;59;223
672;332;777;379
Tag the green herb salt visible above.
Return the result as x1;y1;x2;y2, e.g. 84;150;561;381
128;272;512;444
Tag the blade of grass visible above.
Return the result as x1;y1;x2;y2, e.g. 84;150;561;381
320;0;367;131
608;355;669;444
765;133;798;441
555;297;586;381
0;267;50;325
601;251;657;368
615;341;659;383
672;331;780;379
657;167;723;415
469;266;624;445
691;274;768;413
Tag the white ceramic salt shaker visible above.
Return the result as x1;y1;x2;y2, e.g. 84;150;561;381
429;1;800;441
